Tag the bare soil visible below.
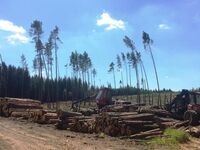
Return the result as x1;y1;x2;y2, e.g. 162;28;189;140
0;117;145;150
0;117;198;150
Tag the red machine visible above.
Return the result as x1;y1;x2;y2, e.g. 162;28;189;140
95;88;113;108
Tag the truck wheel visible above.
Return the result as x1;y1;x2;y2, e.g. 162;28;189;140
184;111;198;125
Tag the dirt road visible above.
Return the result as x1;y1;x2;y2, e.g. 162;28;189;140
0;117;145;150
1;117;199;150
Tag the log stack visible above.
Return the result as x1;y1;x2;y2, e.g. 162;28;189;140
0;97;42;117
0;97;59;124
55;110;83;129
0;97;195;139
68;116;96;133
56;110;96;133
138;106;172;117
95;112;160;137
56;107;191;139
36;110;59;124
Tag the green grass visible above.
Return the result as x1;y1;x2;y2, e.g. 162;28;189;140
148;128;190;149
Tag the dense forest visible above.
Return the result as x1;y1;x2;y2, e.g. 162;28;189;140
0;60;174;103
0;61;97;102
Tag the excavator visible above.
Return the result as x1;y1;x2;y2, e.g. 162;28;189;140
165;89;200;125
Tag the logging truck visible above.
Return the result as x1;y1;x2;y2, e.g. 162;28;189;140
165;89;200;125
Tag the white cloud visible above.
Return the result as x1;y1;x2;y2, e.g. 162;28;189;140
0;19;29;44
97;12;125;30
6;33;29;44
0;19;26;34
158;24;171;30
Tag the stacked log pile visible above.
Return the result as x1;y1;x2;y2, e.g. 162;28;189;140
36;110;59;124
0;97;196;139
138;106;172;117
56;110;96;133
0;97;59;124
68;116;96;133
95;112;161;137
55;110;83;129
56;105;190;139
0;97;42;117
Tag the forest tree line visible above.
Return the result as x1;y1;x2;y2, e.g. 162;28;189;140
0;61;97;102
0;59;173;103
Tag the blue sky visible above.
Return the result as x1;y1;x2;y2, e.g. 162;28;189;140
0;0;199;90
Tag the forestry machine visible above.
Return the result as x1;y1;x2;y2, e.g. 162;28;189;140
95;88;113;109
165;89;200;125
72;88;113;110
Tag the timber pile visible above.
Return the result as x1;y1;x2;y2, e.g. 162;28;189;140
0;97;59;124
68;116;96;133
0;97;42;117
55;110;83;129
56;110;97;133
36;110;59;124
56;108;191;139
95;112;161;137
138;106;172;117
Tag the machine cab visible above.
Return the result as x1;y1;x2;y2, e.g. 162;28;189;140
96;88;112;108
187;92;200;112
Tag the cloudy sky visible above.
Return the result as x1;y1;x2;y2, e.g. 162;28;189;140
0;0;200;90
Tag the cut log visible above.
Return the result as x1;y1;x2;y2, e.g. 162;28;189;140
3;97;41;105
58;110;82;118
44;113;58;120
186;127;200;137
11;111;29;119
120;120;154;125
119;113;154;121
48;119;60;124
173;120;189;128
130;129;162;139
138;107;171;117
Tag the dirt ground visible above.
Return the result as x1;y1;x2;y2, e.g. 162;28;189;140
0;117;199;150
0;117;146;150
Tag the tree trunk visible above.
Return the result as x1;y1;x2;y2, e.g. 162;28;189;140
42;53;48;78
121;69;124;87
113;70;116;89
93;75;95;87
125;62;128;87
87;70;90;86
128;65;131;87
135;62;141;105
141;61;150;105
148;45;160;106
55;41;59;111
